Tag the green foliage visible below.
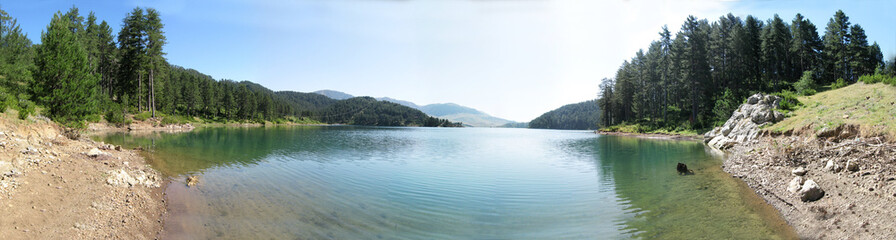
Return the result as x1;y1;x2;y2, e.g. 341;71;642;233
793;71;818;95
712;89;738;125
829;78;849;89
104;102;127;126
596;10;885;133
134;111;152;121
858;74;896;86
529;100;600;130
774;90;802;112
16;98;34;120
34;11;98;128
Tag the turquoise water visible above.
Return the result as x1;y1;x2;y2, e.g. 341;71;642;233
97;126;795;239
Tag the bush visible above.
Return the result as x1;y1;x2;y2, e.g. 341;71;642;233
712;89;738;125
858;74;896;85
793;71;817;96
105;102;127;126
774;90;802;112
829;78;849;89
133;111;152;121
16;99;35;120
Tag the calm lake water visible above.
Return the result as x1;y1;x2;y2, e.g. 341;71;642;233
97;126;796;239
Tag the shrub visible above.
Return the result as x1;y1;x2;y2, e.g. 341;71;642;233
133;111;152;121
829;78;848;89
793;71;817;96
16;99;35;120
774;90;802;112
712;89;738;125
858;74;896;86
105;102;127;126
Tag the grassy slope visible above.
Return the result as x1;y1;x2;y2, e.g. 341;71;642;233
768;82;896;136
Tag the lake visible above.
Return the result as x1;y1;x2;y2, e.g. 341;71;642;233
96;126;796;239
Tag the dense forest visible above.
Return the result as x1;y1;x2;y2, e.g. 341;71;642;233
597;10;896;131
528;100;601;130
0;6;459;128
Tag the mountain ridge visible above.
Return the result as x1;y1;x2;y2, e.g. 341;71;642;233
311;89;517;127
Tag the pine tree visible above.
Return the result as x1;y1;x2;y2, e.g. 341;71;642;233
760;14;793;92
34;12;98;127
117;7;145;111
822;10;850;83
790;13;822;77
145;8;166;118
0;8;35;95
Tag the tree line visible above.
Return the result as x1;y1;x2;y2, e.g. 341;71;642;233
0;6;460;128
597;10;894;131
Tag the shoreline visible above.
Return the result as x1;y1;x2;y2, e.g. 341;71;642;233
594;130;702;141
0;112;166;238
719;131;896;239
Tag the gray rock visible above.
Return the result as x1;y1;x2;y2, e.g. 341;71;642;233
87;148;109;158
792;167;807;176
787;176;804;193
705;93;785;150
747;94;760;104
799;179;825;202
823;160;836;172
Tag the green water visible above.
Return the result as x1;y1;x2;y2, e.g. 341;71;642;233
96;126;795;239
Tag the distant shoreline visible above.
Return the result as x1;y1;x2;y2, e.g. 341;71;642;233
594;130;702;141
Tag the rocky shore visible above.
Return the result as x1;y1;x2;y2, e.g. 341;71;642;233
706;93;896;239
0;113;165;239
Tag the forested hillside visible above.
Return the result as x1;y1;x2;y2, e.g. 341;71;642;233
529;100;600;130
318;97;462;127
0;6;459;128
597;10;895;131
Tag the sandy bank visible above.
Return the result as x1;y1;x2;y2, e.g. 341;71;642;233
0;113;165;239
722;130;896;239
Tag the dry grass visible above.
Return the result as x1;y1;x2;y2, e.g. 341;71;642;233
767;82;896;137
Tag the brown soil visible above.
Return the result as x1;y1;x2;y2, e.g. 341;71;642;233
723;128;896;239
0;113;165;239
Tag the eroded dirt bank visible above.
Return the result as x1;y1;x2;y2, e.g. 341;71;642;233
0;114;165;239
723;129;896;239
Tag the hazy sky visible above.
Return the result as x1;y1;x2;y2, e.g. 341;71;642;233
5;0;895;122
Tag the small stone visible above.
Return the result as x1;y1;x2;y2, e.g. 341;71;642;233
87;148;108;158
799;179;825;202
787;176;804;193
792;167;807;176
846;160;859;172
824;160;841;173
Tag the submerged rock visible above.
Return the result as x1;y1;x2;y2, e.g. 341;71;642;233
186;175;199;187
799;179;825;202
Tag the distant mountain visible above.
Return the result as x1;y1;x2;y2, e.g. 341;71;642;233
312;90;517;127
377;97;420;109
313;90;354;100
416;103;515;127
529;100;600;130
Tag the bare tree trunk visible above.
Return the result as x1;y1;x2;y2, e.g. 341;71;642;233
150;67;155;118
138;73;143;112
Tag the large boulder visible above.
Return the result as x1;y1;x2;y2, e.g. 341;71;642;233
704;93;786;149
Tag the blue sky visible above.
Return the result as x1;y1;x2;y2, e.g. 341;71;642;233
4;0;895;122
